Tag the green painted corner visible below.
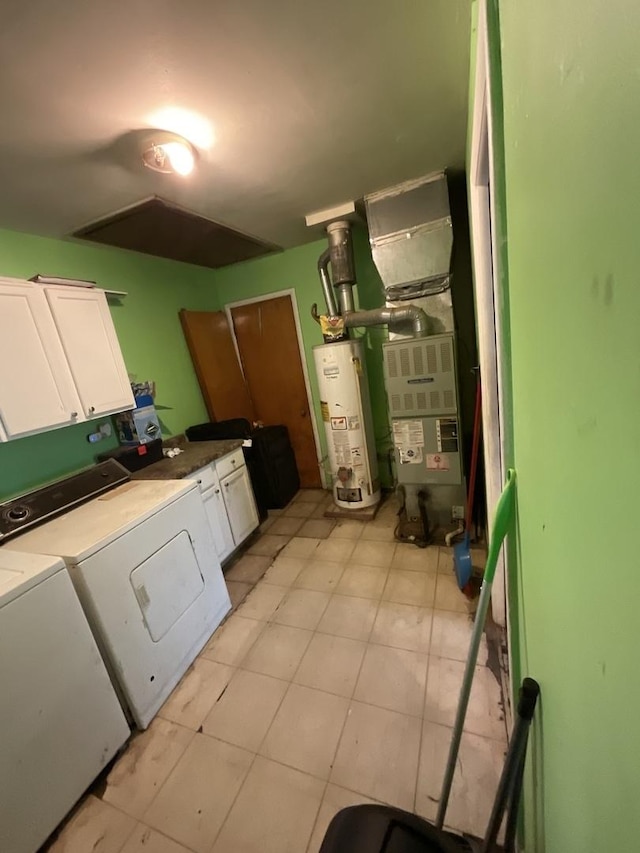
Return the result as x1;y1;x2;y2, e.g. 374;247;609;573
0;230;218;499
472;1;640;851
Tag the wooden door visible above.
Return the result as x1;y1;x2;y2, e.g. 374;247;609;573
180;309;255;423
231;296;321;488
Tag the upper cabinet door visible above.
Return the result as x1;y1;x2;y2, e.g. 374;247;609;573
45;287;135;419
0;278;85;439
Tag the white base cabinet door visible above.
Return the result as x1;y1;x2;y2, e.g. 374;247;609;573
0;279;84;439
221;466;259;546
45;286;134;419
202;484;235;563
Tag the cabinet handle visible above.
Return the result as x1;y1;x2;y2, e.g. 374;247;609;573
196;479;202;485
88;406;96;414
214;489;220;494
70;411;78;418
224;482;229;488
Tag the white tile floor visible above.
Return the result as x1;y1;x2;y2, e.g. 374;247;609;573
48;489;507;853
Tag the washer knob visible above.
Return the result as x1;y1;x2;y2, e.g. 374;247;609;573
7;506;28;521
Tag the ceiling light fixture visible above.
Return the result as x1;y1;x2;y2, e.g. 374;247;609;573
147;108;214;150
141;131;196;176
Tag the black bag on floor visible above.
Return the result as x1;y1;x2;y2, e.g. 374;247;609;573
185;420;300;514
320;679;540;853
251;425;300;509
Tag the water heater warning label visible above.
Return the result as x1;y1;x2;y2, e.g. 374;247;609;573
333;432;352;465
331;417;347;430
320;401;330;422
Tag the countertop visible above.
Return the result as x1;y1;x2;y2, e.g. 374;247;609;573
130;439;244;481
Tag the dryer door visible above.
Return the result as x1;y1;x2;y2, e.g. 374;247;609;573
130;530;204;641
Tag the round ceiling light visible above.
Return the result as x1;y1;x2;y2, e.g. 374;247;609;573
141;132;196;176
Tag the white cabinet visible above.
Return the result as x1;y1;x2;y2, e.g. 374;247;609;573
44;286;134;419
202;473;235;562
190;452;259;562
0;278;134;442
219;463;259;547
0;278;84;440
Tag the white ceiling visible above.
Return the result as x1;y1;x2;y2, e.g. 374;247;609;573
0;0;471;250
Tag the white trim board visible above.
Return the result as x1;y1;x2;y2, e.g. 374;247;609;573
223;289;327;489
469;0;512;723
469;1;508;626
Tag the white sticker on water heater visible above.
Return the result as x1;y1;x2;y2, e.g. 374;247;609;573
323;366;340;381
351;446;364;467
333;431;352;465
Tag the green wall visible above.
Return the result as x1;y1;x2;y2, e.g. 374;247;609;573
203;229;396;486
480;2;640;850
0;230;217;499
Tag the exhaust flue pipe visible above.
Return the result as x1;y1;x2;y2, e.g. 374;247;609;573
335;282;355;315
317;249;338;316
343;305;428;337
326;221;356;286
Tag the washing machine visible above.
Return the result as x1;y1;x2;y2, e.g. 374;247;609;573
5;477;231;729
0;550;129;852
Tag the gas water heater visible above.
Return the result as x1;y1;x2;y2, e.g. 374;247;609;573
313;339;380;510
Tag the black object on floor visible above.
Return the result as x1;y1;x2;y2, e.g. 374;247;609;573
319;678;540;853
185;419;300;517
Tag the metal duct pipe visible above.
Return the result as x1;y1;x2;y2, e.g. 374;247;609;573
343;305;428;337
326;221;356;285
335;282;355;315
317;248;338;316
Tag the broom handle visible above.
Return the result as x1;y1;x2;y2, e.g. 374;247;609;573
435;470;516;830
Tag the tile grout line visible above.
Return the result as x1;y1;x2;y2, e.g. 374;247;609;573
301;567;381;853
265;532;386;849
411;546;440;816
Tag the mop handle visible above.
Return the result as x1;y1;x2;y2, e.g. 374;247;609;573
435;469;517;830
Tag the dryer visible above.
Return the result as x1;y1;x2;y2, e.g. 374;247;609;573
6;477;231;729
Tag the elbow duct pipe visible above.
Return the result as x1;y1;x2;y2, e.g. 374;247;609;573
317;248;338;316
315;221;427;338
343;305;428;337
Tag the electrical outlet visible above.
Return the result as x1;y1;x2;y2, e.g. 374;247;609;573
452;505;465;520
